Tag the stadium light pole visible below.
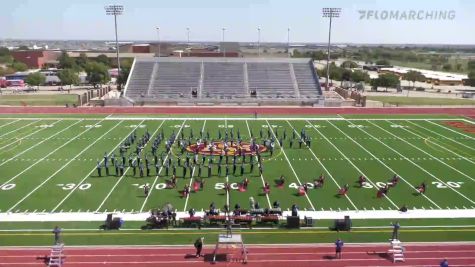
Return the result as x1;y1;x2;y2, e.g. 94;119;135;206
287;27;291;58
222;27;226;58
186;27;190;56
322;7;341;91
257;27;261;57
105;4;123;83
156;27;160;58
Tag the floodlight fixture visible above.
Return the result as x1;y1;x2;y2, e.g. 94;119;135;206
322;8;341;18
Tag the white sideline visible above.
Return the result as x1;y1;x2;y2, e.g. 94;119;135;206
0;117;472;121
0;119;106;188
183;120;207;212
106;117;345;121
7;120;124;212
357;120;475;205
286;120;358;210
407;120;475;152
306;119;400;209
326;120;441;209
95;120;164;212
0;208;474;222
0;120;83;168
2;225;475;232
371;120;474;182
51;120;147;212
266;119;316;211
139;120;187;212
244;120;272;209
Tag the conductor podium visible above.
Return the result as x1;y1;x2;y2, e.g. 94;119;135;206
212;221;248;263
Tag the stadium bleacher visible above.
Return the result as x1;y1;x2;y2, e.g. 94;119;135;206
124;57;323;105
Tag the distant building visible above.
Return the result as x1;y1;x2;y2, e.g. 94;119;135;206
11;50;61;69
119;43;173;56
379;66;468;86
118;42;241;58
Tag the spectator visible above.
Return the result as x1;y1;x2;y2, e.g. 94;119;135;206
440;259;449;267
194;237;204;258
391;221;400;240
189;208;195;218
291;204;299;216
335;238;344;259
52;226;62;244
249;197;255;209
172;212;177;226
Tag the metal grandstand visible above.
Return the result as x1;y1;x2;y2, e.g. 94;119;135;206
124;57;323;106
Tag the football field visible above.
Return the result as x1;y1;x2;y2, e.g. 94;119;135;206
0;115;474;219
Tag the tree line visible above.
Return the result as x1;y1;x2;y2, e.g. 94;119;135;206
0;47;132;89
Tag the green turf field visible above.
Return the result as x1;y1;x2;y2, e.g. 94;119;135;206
0;94;79;106
0;116;474;219
366;96;475;106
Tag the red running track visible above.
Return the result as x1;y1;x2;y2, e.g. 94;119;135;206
0;106;475;117
1;243;475;267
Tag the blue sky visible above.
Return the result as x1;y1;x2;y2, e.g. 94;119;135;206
0;0;474;44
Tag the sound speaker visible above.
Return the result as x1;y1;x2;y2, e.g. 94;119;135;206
286;216;300;229
334;216;351;231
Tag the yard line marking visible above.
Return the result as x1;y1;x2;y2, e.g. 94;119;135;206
0;119;106;188
0;120;63;151
0;120;83;168
7;119;121;212
426;120;475;141
226;175;230;207
245;120;272;209
266;120;315;211
0;120;40;139
0;119;20;129
370;121;474;182
51;120;147;212
394;120;475;166
407;120;475;152
139;120;187;212
96;120;165;212
333;120;450;208
286;120;358;210
358;120;475;205
308;120;399;209
183;120;207;212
